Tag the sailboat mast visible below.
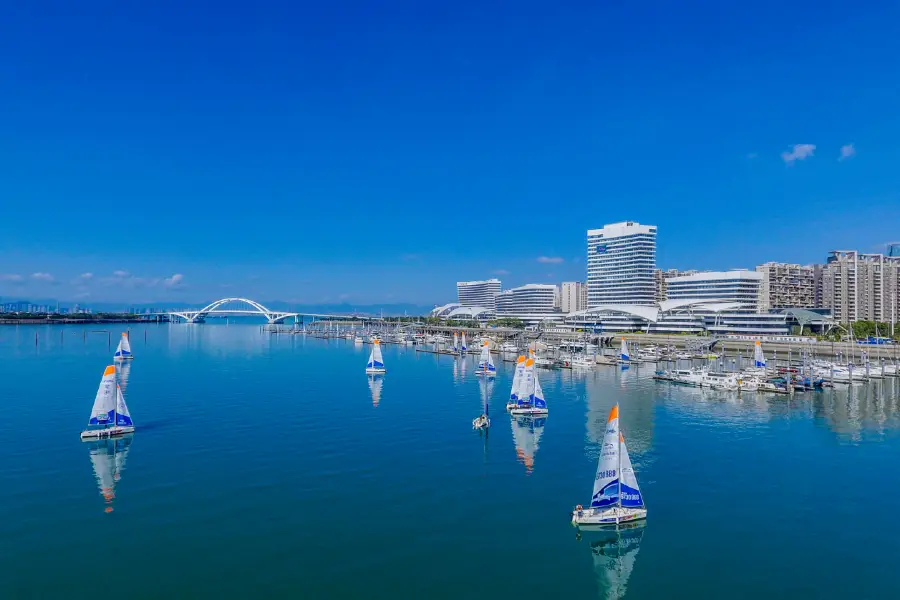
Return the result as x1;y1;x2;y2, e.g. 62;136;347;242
616;404;622;508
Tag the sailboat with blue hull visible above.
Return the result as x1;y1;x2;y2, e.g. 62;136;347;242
476;341;497;377
366;340;386;374
509;358;549;416
506;356;527;410
572;404;646;526
81;365;135;440
114;332;133;360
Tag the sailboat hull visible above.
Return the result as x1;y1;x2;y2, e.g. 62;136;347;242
509;406;549;416
365;367;386;374
114;356;134;361
475;370;496;378
80;426;135;440
572;506;647;526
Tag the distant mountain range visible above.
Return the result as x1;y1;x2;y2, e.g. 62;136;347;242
0;297;437;317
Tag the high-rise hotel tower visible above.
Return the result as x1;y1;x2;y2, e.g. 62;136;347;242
587;222;657;306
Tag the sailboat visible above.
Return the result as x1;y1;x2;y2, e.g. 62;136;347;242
367;374;384;408
509;358;549;416
113;332;133;360
754;340;767;368
452;332;459;353
86;435;134;513
588;521;646;599
473;374;492;430
617;338;630;363
81;365;135;440
572;404;646;526
510;414;545;473
506;355;527;410
476;340;497;377
460;332;467;353
365;340;386;374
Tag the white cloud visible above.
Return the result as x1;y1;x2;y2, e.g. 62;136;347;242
839;143;856;161
112;270;130;278
79;272;94;280
163;273;184;288
1;274;24;283
537;256;564;264
781;144;816;164
31;272;55;282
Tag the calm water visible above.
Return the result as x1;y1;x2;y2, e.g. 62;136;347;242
1;323;899;599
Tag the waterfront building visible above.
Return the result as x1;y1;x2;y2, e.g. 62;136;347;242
496;284;559;317
755;262;816;310
587;222;657;307
654;268;700;302
456;279;501;313
560;281;587;313
565;300;834;337
820;250;900;324
664;270;763;312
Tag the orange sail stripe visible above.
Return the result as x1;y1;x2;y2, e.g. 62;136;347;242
608;404;619;422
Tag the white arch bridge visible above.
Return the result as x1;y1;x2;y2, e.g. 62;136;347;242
169;298;300;324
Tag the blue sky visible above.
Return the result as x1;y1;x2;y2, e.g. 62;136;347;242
1;1;899;305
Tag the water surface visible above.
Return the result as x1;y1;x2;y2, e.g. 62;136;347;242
1;323;898;599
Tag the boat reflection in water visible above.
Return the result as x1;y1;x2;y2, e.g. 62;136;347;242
510;415;545;474
367;374;384;408
86;434;134;513
116;359;132;397
581;520;646;600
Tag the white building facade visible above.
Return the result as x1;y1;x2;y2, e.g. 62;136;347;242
560;281;587;313
496;284;559;316
665;270;763;312
587;222;657;307
456;279;501;313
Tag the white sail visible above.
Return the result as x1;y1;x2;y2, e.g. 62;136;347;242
510;415;545;473
114;332;133;359
619;338;630;361
115;384;134;428
478;341;496;373
461;332;467;352
509;356;526;402
517;359;536;406
372;341;384;367
619;434;644;508
591;405;621;508
367;341;385;370
754;340;766;367
367;375;383;407
452;332;459;352
87;365;118;427
531;368;547;409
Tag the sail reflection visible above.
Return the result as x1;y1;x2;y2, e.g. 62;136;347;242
367;374;384;408
116;360;132;397
86;434;134;513
510;415;545;474
586;521;646;600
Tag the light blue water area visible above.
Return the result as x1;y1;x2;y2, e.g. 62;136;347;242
1;323;899;599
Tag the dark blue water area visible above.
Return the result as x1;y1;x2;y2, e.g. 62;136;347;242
0;324;898;599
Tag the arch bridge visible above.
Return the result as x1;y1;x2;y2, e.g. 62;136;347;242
169;298;299;324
